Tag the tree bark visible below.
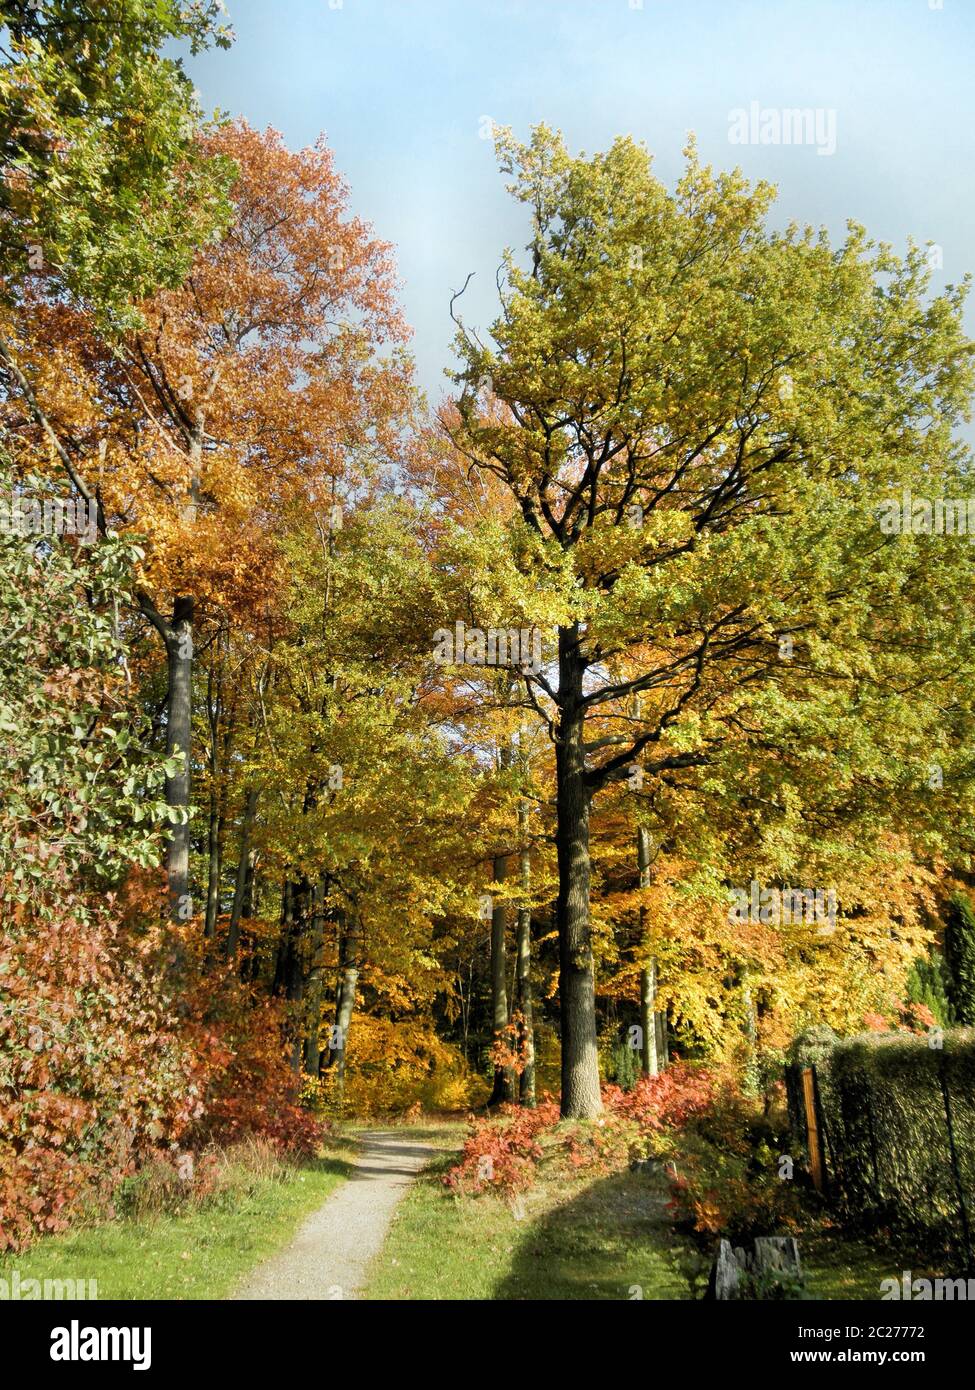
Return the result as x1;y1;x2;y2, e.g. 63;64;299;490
555;626;603;1119
331;910;360;1101
204;791;222;941
742;972;759;1092
516;801;536;1106
655;1009;669;1067
227;787;258;958
637;825;660;1078
203;652;227;943
303;879;327;1077
488;848;514;1105
165;597;194;915
274;878;308;1009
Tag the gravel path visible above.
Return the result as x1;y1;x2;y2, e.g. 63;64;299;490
232;1130;436;1301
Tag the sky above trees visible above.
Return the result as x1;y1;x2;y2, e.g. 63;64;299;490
182;0;975;405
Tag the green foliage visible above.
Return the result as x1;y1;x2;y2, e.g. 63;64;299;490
609;1036;639;1092
905;950;954;1029
0;0;235;323
736;1263;808;1301
944;893;975;1027
788;1025;841;1072
0;468;177;913
449;125;975;1060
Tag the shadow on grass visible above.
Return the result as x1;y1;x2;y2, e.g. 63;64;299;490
305;1155;356;1179
491;1168;691;1301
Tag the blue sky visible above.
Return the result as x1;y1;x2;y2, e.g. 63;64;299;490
185;0;975;404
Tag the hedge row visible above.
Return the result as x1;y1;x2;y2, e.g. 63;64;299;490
790;1028;975;1254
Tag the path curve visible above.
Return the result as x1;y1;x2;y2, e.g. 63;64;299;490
233;1130;436;1301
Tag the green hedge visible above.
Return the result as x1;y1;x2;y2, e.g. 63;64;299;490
805;1030;975;1254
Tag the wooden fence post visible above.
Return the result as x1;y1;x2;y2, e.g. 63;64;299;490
801;1066;824;1193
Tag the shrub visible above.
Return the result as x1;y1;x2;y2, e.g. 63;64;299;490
608;1036;639;1092
0;880;327;1251
905;952;954;1029
443;1099;561;1196
440;1060;805;1246
604;1060;722;1137
647;1078;804;1242
444;1063;726;1199
665;1126;804;1242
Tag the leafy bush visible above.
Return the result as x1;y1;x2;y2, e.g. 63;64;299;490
445;1063;726;1199
649;1082;805;1242
905;951;954;1029
0;496;178;917
608;1037;639;1092
441;1061;806;1248
443;1099;561;1196
0;880;327;1251
604;1060;721;1137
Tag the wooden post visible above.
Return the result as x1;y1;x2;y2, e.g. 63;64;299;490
801;1066;824;1193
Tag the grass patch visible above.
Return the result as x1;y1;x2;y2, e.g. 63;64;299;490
801;1225;951;1301
365;1152;690;1301
0;1141;354;1301
364;1121;913;1302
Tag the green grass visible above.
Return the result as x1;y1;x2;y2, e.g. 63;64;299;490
802;1226;946;1301
364;1127;915;1302
0;1150;353;1301
365;1153;690;1301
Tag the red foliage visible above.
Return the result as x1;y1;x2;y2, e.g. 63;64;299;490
0;877;325;1251
864;1001;938;1035
602;1060;721;1133
443;1099;560;1196
184;988;325;1158
442;1064;726;1200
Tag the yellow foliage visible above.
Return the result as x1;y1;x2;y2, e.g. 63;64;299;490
324;1017;487;1117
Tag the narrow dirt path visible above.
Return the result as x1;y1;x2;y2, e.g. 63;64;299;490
232;1129;436;1301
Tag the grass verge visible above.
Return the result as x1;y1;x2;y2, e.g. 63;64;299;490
0;1141;355;1301
364;1123;904;1302
365;1151;690;1301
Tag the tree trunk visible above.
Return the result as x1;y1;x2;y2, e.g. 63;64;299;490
742;973;759;1093
287;878;310;1003
203;654;227;943
488;849;514;1105
227;787;258;958
516;800;536;1105
655;1009;668;1068
555;628;603;1119
331;911;359;1102
303;879;327;1077
165;597;194;918
204;789;222;942
282;878;311;1073
273;879;302;1001
637;825;659;1078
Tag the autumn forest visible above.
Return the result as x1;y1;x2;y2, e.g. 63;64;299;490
3;0;975;1320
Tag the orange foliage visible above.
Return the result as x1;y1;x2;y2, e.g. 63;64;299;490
0;877;324;1251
